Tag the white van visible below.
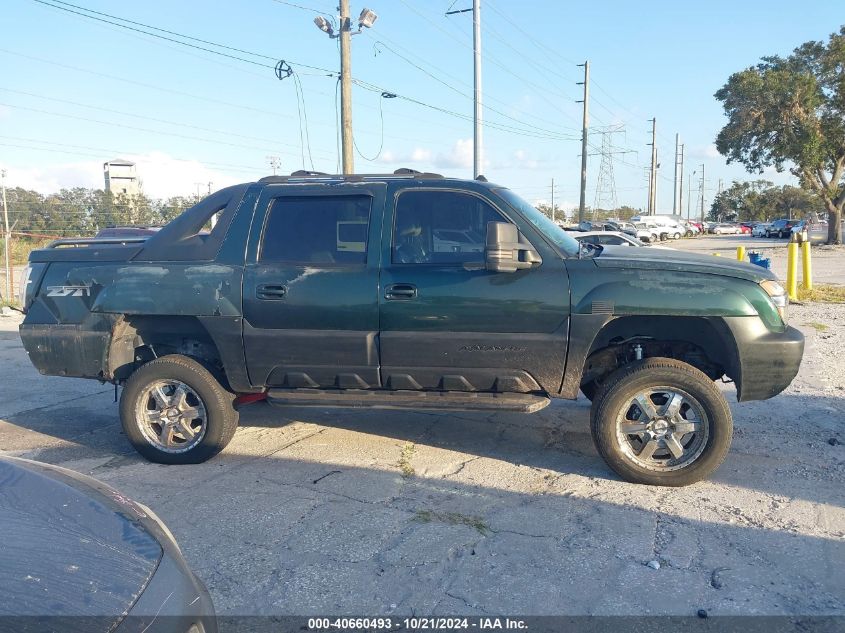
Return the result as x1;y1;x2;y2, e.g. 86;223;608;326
630;215;685;239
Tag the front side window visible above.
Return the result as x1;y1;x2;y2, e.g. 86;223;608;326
392;190;506;265
261;196;371;264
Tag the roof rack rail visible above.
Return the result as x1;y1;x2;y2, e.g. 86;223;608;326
290;169;331;177
48;237;149;249
257;169;445;184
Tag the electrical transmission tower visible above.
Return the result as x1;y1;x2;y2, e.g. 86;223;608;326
590;125;632;218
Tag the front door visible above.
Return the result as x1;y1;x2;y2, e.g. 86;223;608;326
378;186;570;394
242;185;385;389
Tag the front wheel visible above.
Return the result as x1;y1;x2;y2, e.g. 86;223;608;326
590;358;732;486
119;355;239;464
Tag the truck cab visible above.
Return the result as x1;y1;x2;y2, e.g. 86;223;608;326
19;171;804;486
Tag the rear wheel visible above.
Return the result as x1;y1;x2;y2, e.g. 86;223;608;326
673;232;682;240
120;355;239;464
590;358;732;486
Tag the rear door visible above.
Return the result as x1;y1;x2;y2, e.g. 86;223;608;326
241;184;385;388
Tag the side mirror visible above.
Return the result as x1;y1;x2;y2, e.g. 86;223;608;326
485;222;542;273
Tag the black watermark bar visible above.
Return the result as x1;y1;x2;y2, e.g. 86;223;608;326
1;616;844;633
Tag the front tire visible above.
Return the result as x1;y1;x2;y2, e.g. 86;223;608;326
590;358;732;486
120;355;239;464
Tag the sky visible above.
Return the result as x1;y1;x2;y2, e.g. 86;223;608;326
0;0;839;217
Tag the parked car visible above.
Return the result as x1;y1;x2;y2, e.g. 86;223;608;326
18;169;804;486
752;222;772;237
634;221;671;242
790;220;829;244
577;221;617;232
766;219;797;238
629;215;684;240
567;230;672;249
711;223;742;235
0;455;216;632
738;224;753;235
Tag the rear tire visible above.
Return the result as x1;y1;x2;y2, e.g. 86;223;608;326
120;355;239;464
590;358;732;486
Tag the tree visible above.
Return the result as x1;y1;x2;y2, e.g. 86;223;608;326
536;203;565;223
715;27;845;243
710;180;825;222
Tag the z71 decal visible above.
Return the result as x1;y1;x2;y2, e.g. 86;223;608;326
46;285;91;297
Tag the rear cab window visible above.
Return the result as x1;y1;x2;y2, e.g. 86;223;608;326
260;196;372;265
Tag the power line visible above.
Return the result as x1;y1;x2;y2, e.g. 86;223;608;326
0;101;313;158
23;2;581;144
0;137;264;173
268;0;334;15
0;87;335;158
368;39;578;139
30;0;333;74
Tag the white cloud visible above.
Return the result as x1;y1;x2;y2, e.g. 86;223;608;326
1;151;243;199
434;138;474;170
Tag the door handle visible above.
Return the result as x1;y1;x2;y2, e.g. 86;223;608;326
385;283;418;300
256;284;287;300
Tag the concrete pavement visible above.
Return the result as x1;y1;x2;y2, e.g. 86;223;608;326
0;309;843;617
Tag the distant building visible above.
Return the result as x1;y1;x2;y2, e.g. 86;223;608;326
103;159;141;197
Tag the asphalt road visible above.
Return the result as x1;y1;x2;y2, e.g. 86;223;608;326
0;306;843;619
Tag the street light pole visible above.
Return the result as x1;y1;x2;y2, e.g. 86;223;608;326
2;169;10;302
472;0;483;179
313;5;377;175
339;0;354;174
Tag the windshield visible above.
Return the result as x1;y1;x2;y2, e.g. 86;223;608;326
495;188;580;257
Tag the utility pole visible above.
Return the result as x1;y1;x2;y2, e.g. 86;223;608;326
2;169;10;302
673;133;680;215
267;156;281;175
576;60;590;223
472;0;483;178
687;173;692;220
678;143;684;218
699;163;706;224
550;178;555;223
339;0;354;174
314;4;378;175
647;118;657;215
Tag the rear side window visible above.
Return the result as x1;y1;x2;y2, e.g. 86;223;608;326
392;190;507;265
260;196;371;265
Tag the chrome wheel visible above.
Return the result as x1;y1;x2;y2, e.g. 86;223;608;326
135;380;207;453
615;387;709;472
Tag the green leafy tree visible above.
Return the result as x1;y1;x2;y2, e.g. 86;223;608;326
715;27;845;243
536;202;565;223
710;180;825;222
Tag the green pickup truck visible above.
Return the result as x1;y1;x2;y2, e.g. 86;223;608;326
18;171;804;486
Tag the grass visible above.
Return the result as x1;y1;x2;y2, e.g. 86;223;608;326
414;509;490;535
797;284;845;304
805;322;829;332
398;442;416;478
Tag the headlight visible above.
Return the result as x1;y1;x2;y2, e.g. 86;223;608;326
760;279;788;323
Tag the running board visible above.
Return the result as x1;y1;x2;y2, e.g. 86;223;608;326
265;389;551;413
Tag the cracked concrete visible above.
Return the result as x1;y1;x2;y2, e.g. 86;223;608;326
0;305;843;616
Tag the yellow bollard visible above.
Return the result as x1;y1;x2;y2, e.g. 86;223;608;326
801;241;813;290
786;242;799;301
737;245;746;262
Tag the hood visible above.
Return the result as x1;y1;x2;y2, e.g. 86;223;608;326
0;456;162;627
593;245;777;283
